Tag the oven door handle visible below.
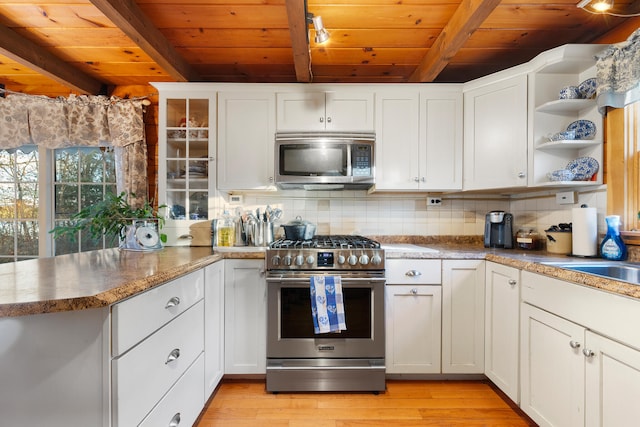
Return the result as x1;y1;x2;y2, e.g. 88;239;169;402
266;277;386;284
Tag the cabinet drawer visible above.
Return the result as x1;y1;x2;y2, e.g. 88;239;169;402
386;259;441;284
139;353;205;427
112;301;204;427
112;269;204;356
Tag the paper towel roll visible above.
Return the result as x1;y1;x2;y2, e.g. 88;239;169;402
572;207;598;256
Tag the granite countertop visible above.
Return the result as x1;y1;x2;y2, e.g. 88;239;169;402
2;241;639;318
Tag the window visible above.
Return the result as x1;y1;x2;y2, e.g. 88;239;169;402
606;101;640;241
53;147;118;255
0;145;117;262
0;146;39;263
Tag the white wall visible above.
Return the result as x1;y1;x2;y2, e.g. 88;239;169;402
216;187;607;238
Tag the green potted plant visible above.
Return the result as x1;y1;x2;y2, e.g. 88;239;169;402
50;192;167;251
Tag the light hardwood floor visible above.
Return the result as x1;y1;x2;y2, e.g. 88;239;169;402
195;380;537;427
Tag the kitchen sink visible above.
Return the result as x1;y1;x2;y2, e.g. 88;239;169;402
542;261;640;285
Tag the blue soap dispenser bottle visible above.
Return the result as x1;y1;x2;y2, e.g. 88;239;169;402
600;215;627;260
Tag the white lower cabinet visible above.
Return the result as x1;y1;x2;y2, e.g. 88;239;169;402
584;331;640;427
521;270;640;427
110;269;205;427
204;261;225;396
139;354;205;427
520;303;585;427
111;301;204;427
224;259;267;374
484;261;520;402
385;259;442;374
442;260;485;374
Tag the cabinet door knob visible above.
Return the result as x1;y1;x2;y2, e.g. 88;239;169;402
413;177;420;182
405;270;422;277
569;340;581;349
518;171;526;178
165;348;181;364
327;117;332;123
169;412;181;426
319;117;324;123
583;348;595;358
165;296;181;308
508;279;517;286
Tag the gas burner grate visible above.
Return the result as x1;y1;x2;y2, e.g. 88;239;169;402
270;235;380;250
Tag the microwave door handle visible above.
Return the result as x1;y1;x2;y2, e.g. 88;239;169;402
346;145;352;177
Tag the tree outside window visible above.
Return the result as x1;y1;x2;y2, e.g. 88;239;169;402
0;147;39;263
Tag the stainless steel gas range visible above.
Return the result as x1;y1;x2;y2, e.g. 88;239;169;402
265;235;386;393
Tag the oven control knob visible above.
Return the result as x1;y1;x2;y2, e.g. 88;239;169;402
295;255;305;266
306;255;315;265
283;255;292;266
271;255;281;266
337;254;346;264
348;254;358;266
359;254;370;265
371;254;382;265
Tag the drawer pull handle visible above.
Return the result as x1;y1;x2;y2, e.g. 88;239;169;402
165;296;181;309
405;270;422;277
569;340;581;349
169;412;181;426
411;288;418;295
165;348;180;364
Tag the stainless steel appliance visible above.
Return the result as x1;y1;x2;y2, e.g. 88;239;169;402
265;235;386;392
274;132;375;190
484;211;514;248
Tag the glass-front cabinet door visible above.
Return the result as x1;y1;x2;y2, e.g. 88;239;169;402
154;83;216;246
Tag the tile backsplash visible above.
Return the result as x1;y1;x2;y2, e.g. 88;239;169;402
216;187;608;238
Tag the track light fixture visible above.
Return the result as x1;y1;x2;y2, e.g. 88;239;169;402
307;13;330;44
577;0;640;16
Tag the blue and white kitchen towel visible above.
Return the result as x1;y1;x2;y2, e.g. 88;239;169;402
310;275;346;334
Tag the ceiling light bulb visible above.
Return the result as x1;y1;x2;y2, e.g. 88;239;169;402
311;15;330;44
591;0;613;11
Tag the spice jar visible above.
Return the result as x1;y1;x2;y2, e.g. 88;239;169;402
516;229;542;250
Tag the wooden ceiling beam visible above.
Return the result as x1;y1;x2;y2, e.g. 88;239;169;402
0;23;103;95
89;0;200;82
409;0;502;82
285;0;312;83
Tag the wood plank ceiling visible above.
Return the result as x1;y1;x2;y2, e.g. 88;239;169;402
0;0;637;97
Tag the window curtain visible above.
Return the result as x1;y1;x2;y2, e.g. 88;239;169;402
596;28;640;114
0;94;148;207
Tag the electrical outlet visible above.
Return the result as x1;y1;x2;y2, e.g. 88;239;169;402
427;197;442;206
556;191;576;205
229;195;243;205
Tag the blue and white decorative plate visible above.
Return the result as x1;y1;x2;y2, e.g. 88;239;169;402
578;78;597;99
566;119;596;140
566;156;599;181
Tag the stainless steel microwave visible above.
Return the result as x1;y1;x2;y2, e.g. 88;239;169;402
274;132;375;190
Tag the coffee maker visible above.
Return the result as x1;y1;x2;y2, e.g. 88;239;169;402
484;211;514;248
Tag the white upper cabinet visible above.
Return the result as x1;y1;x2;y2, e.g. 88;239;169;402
217;91;276;190
419;87;463;191
374;86;463;191
153;83;217;246
276;91;374;131
374;90;420;190
463;72;528;191
527;44;605;188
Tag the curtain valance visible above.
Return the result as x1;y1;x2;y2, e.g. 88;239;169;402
596;28;640;113
0;94;145;149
